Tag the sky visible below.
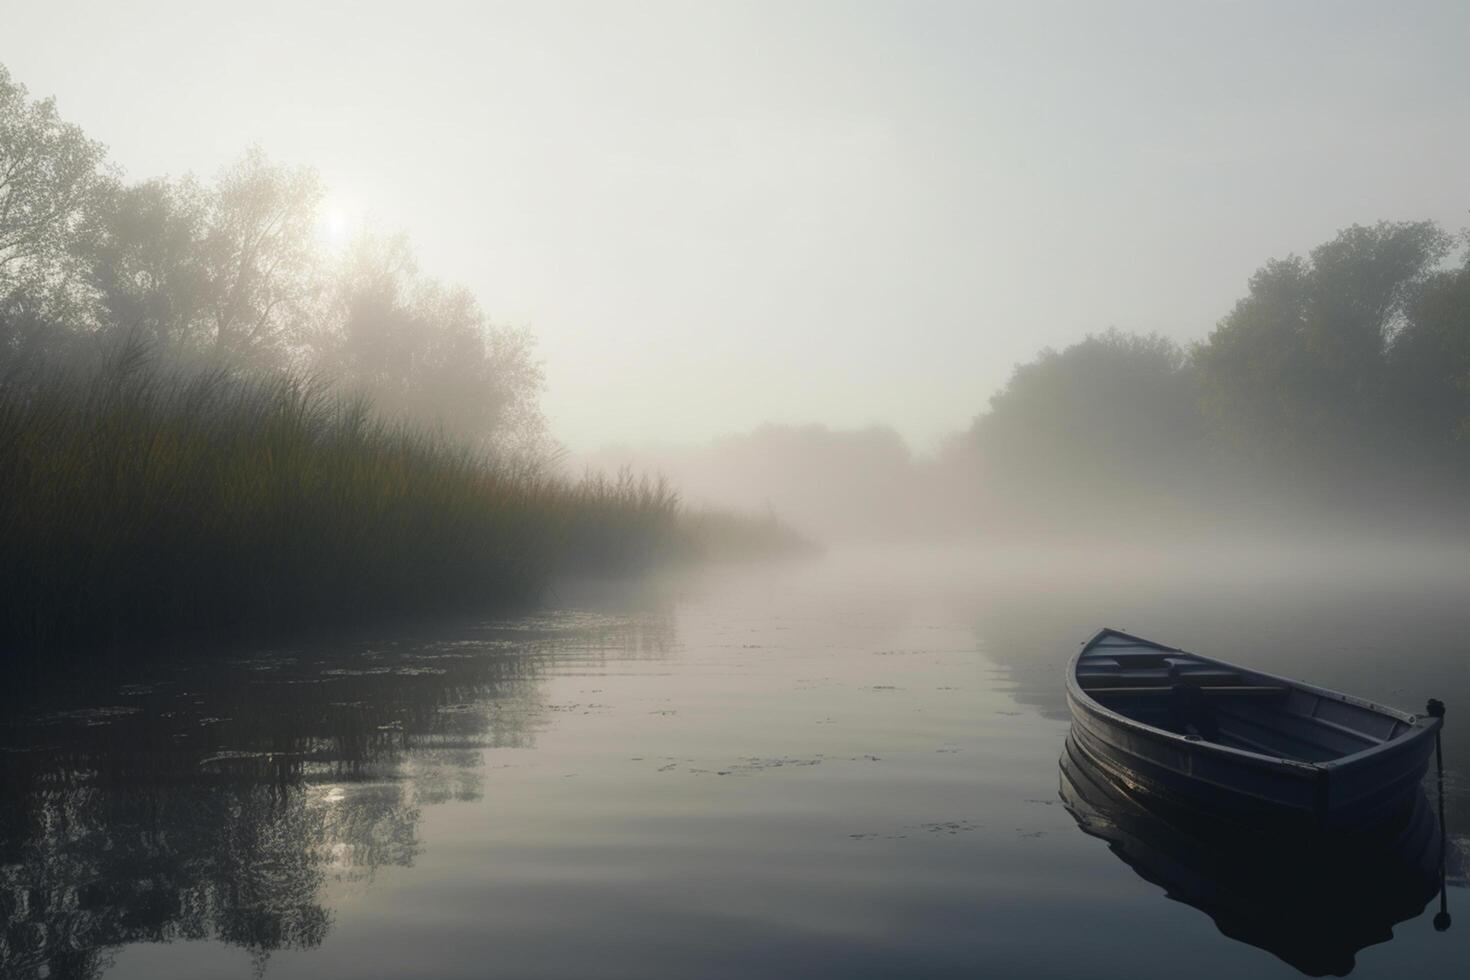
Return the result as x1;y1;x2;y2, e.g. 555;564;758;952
4;1;1468;452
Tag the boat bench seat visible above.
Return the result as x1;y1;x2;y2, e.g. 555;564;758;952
1078;669;1244;689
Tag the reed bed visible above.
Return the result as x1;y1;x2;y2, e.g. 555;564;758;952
679;507;819;563
0;342;800;655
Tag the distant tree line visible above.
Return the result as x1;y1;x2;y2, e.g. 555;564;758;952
967;221;1470;535
586;221;1470;542
0;63;544;457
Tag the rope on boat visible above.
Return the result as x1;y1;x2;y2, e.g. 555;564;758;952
1427;698;1450;932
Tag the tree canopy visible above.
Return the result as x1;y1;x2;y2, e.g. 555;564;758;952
0;62;545;456
968;223;1470;532
975;329;1201;480
0;64;108;330
1194;221;1454;474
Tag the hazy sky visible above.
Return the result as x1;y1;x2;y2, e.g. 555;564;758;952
5;1;1467;451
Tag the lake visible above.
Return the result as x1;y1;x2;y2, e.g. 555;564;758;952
2;546;1466;979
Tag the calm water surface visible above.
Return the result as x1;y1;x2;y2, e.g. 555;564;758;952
3;548;1466;979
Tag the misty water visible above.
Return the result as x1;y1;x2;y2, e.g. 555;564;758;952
3;548;1466;980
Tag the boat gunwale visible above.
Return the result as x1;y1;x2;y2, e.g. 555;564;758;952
1066;627;1440;775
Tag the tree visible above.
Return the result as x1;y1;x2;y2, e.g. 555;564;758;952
1384;250;1470;457
1194;221;1452;470
314;230;546;455
960;330;1207;532
974;329;1202;478
200;147;322;365
74;149;323;369
78;176;214;350
0;64;108;336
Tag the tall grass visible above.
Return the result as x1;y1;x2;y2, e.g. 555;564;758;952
679;506;820;562
0;340;799;654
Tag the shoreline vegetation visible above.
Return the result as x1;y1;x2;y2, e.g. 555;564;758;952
0;340;816;655
6;61;1470;654
0;64;814;657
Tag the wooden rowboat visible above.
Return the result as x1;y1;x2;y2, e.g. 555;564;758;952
1066;628;1443;834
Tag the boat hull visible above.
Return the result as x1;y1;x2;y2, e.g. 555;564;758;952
1066;629;1441;835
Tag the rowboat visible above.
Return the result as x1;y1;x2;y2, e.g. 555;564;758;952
1065;628;1443;834
1059;735;1443;975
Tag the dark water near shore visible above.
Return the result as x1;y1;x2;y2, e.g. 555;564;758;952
3;547;1466;979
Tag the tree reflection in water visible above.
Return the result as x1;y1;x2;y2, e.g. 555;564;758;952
0;613;673;979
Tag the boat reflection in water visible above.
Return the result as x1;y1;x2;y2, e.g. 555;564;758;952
1060;736;1448;977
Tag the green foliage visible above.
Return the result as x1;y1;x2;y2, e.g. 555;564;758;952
73;149;325;366
78;177;214;349
968;222;1470;534
0;64;109;330
1194;221;1453;471
1384;254;1470;452
976;329;1200;478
